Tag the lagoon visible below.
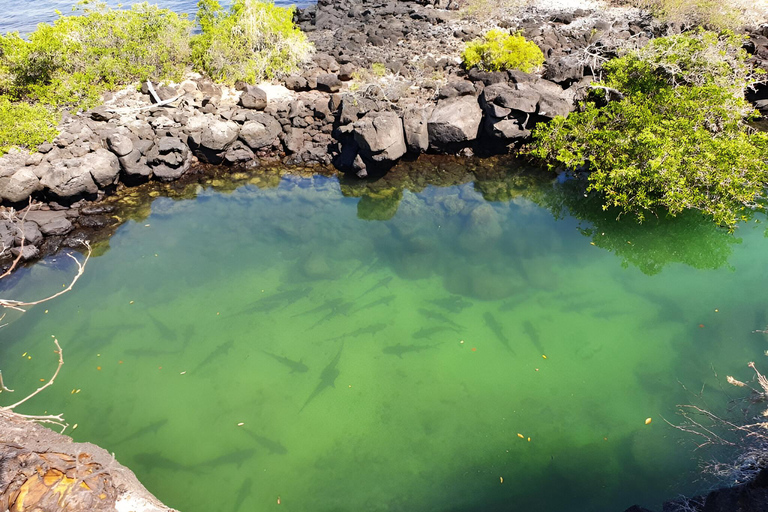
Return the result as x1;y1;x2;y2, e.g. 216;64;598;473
1;159;764;511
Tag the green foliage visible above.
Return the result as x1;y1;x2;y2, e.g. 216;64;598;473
0;96;58;155
531;30;768;229
191;0;312;84
0;1;192;111
461;29;544;73
371;63;387;77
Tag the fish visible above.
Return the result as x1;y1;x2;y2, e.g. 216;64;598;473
522;320;546;355
234;287;312;316
112;419;168;445
327;323;388;341
134;452;196;472
354;294;396;313
242;429;288;455
382;343;437;358
428;296;472;313
194;339;235;372
310;301;355;329
147;313;177;341
484;312;516;354
261;351;308;373
357;276;393;299
348;257;380;278
413;325;458;339
293;298;344;317
301;343;343;411
197;448;256;469
418;308;462;329
233;478;254;512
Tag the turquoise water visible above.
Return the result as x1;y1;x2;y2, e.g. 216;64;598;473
1;160;766;511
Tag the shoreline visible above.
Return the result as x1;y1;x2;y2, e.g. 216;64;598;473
0;0;766;270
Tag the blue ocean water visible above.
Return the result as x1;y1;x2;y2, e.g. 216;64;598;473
0;0;314;34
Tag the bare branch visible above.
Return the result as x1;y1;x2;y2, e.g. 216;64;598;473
2;338;64;411
0;370;13;392
0;242;92;313
0;203;32;280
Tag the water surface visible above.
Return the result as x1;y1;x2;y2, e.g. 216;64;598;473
0;0;314;34
1;160;765;512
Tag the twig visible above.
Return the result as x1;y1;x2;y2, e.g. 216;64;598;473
0;242;92;313
0;370;13;392
0;202;32;279
3;338;64;410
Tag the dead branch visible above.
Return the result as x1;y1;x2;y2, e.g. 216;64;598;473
0;371;13;393
0;338;67;432
3;338;63;411
0;204;31;280
0;242;92;313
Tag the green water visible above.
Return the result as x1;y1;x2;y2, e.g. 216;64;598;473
1;160;766;512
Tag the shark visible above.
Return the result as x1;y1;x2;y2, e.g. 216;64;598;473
197;448;256;469
418;308;462;329
310;301;355;329
382;343;437;358
301;343;343;411
242;429;288;455
112;419;168;445
233;478;254;512
354;294;396;313
194;339;235;372
484;312;516;354
147;313;177;341
134;452;197;473
413;325;458;339
357;276;393;299
327;323;388;341
261;351;308;373
293;298;344;317
522;320;546;355
427;296;473;314
234;287;312;316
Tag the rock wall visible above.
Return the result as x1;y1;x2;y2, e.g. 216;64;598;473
0;0;765;266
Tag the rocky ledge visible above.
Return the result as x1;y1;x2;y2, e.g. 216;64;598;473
1;0;767;268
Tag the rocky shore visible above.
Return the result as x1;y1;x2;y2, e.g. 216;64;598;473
0;0;766;268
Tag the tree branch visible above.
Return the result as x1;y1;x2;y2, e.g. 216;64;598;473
2;338;64;411
0;242;92;313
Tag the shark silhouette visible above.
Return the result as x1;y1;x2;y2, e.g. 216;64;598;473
300;343;343;411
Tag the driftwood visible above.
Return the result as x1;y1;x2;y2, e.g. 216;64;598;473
0;410;177;512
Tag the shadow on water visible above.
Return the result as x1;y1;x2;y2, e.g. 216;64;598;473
76;155;743;288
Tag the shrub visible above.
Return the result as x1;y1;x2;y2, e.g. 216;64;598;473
0;96;59;155
0;1;192;110
632;0;746;30
191;0;313;84
530;30;768;229
457;0;528;21
461;29;544;73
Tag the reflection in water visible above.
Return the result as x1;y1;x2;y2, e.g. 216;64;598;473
2;156;765;512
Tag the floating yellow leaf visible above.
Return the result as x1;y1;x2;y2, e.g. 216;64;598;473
517;433;524;439
645;417;652;425
500;477;503;484
542;355;547;359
